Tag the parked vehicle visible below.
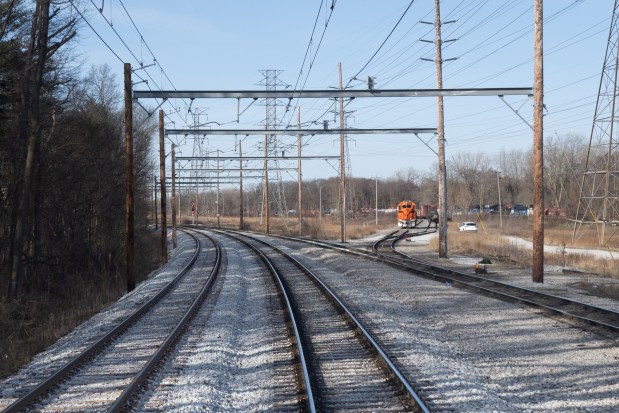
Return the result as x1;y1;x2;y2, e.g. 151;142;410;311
459;222;478;232
510;204;529;216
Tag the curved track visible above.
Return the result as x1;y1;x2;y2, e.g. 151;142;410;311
269;226;619;334
218;229;430;413
3;230;221;413
383;229;619;333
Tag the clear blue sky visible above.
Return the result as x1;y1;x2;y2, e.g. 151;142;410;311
74;0;614;184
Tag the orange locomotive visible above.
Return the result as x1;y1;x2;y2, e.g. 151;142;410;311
397;201;417;228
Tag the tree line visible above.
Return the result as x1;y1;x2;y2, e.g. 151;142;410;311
179;132;587;222
1;0;155;300
1;1;590;302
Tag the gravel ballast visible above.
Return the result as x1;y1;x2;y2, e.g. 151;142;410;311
275;235;619;412
2;230;618;412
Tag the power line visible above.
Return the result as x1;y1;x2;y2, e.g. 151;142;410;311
69;0;124;64
348;0;417;87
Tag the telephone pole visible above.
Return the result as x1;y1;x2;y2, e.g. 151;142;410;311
158;110;168;264
339;62;346;243
239;139;244;230
171;143;177;248
532;0;544;283
298;107;303;236
124;63;135;292
153;175;158;230
264;128;269;233
422;0;454;258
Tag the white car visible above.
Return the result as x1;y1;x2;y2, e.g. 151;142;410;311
459;222;478;232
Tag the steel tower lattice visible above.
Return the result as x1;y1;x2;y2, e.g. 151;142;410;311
574;0;619;245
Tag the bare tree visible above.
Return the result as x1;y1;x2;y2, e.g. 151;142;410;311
544;133;586;214
497;148;529;206
450;151;495;212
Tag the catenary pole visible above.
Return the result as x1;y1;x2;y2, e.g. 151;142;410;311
217;156;220;227
239;139;244;230
433;0;448;258
171;143;177;248
264;127;270;233
497;171;503;229
124;63;135;292
154;175;158;230
298;107;303;236
158;110;168;264
319;186;322;222
375;176;378;226
339;62;346;243
532;0;544;283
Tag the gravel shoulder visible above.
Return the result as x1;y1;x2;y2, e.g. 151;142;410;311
0;234;196;409
275;234;619;412
3;229;619;412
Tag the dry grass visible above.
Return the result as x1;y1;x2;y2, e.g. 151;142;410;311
200;213;619;281
0;230;161;380
0;275;125;379
437;215;619;280
194;214;397;240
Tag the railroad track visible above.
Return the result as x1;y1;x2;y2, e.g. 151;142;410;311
263;227;619;334
216;229;430;413
2;230;221;413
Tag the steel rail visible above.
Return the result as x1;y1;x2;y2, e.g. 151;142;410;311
224;229;431;413
215;230;316;413
3;231;201;413
372;229;402;251
386;235;619;333
271;230;619;334
108;231;222;412
382;223;437;252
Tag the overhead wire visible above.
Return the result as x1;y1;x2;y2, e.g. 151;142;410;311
74;0;610;179
281;0;339;133
85;0;194;133
68;0;124;64
347;0;601;138
347;0;417;88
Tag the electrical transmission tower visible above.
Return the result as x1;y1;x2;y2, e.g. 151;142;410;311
573;0;619;245
189;108;209;223
258;69;290;228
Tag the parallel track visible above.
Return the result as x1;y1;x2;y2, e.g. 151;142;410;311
219;229;430;413
3;230;222;413
267;227;619;334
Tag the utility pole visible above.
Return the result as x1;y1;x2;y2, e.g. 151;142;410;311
239;139;244;230
375;176;379;226
435;0;448;258
158;110;168;264
339;62;346;243
264;128;270;233
298;107;303;236
319;186;322;222
532;0;544;283
497;171;503;229
216;156;220;227
171;143;177;248
423;0;453;258
124;63;135;292
154;175;158;230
